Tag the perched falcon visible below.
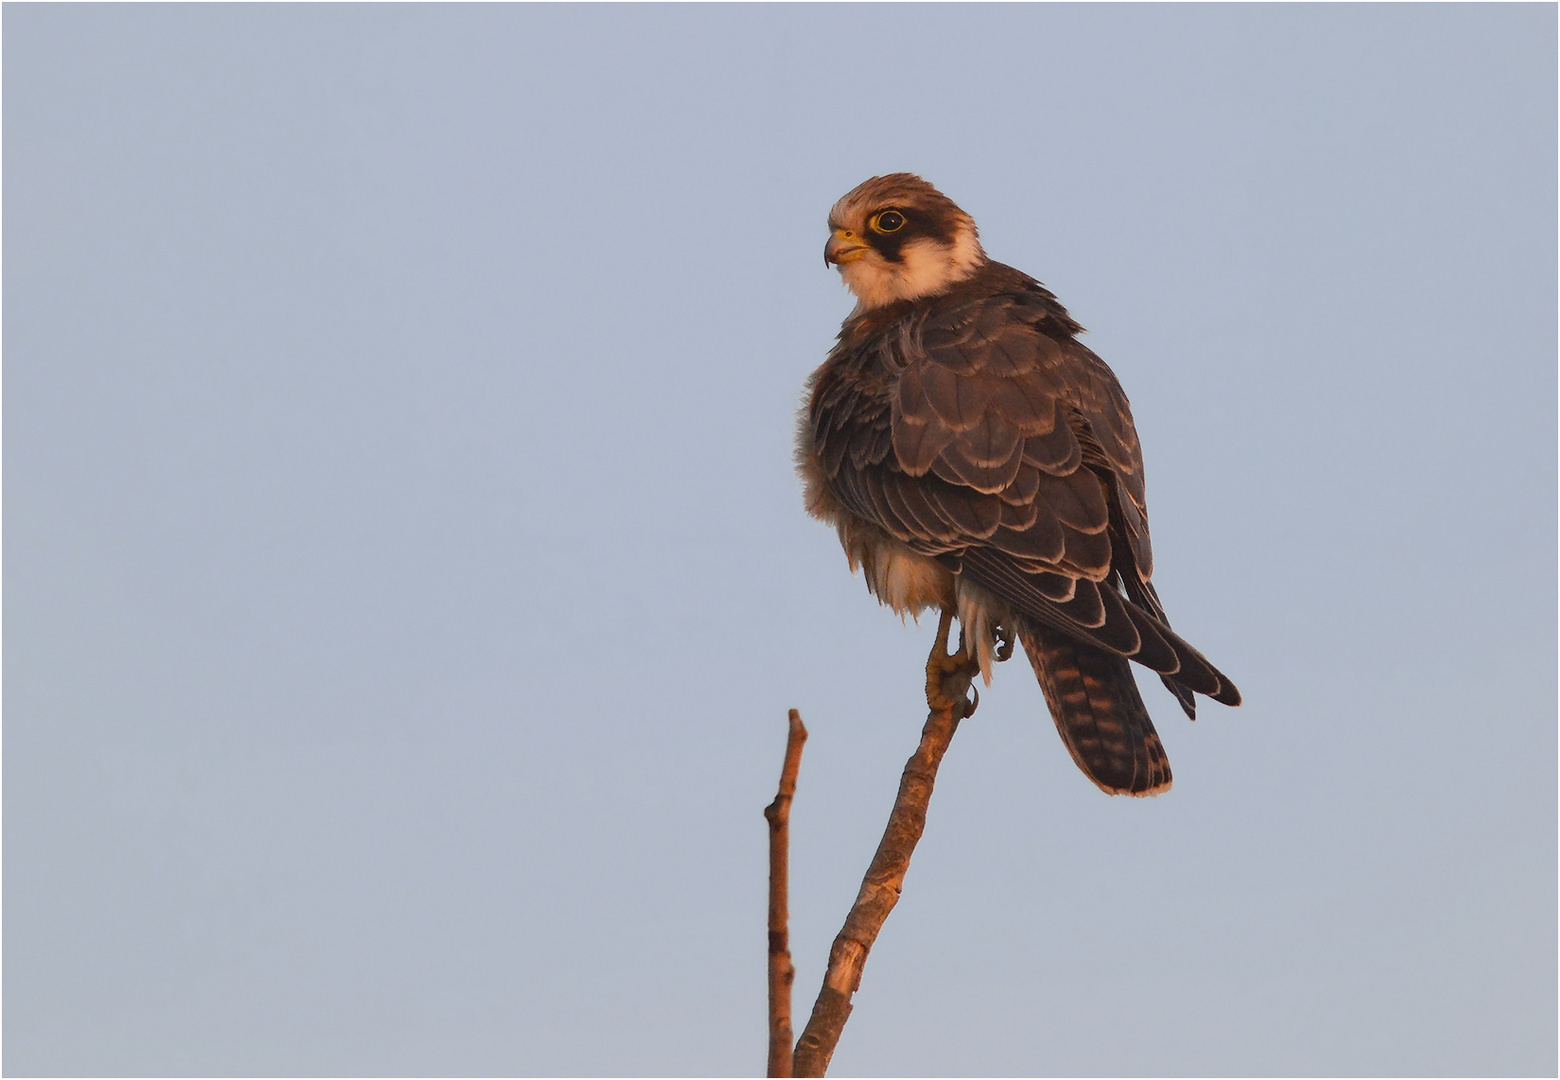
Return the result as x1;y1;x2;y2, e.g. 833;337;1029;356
797;173;1240;796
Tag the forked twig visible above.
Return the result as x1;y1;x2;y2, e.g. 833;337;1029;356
765;710;808;1077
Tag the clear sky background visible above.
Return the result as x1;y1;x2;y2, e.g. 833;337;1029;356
6;5;1555;1077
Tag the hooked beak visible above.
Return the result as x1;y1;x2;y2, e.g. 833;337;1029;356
824;228;868;268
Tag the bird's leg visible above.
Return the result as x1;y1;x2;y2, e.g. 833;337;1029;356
925;608;981;718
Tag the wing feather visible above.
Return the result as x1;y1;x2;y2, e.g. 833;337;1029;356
808;281;1240;714
987;510;1065;562
893;416;955;476
923;481;1003;540
919;363;987;431
1021;419;1082;475
874;470;954;543
1040;472;1110;534
997;495;1038;533
945;409;1023;492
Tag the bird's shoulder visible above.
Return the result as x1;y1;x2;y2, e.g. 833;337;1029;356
829;261;1082;367
808;261;1142;484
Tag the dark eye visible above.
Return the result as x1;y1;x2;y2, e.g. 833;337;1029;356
872;210;906;233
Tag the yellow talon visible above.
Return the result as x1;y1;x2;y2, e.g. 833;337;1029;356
924;609;981;718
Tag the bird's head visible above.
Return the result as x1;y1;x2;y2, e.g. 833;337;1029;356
824;173;986;310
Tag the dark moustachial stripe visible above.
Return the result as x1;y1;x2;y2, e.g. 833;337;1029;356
866;204;963;264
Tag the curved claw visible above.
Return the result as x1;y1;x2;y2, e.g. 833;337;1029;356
994;623;1015;663
925;608;982;719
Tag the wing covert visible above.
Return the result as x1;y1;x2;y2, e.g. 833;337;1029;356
810;284;1237;706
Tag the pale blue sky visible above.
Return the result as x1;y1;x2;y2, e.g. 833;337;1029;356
6;4;1555;1076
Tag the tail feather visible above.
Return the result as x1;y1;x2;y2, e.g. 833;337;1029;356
1017;618;1172;796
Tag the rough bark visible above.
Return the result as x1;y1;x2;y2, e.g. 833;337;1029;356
791;629;972;1077
764;710;807;1078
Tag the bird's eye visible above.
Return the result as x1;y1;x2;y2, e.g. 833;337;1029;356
871;210;906;234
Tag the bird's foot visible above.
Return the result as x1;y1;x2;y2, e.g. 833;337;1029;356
925;609;981;719
994;622;1015;663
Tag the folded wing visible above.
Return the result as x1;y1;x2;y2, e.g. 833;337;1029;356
811;288;1241;710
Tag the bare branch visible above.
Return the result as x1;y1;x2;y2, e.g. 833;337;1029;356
765;709;808;1078
793;613;973;1077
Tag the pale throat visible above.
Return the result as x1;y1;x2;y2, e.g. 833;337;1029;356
839;225;985;310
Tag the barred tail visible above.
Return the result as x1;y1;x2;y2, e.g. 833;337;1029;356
1017;618;1172;796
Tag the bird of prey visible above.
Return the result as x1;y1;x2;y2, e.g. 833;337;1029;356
797;173;1240;796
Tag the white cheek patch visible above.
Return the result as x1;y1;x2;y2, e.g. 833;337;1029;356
896;232;983;301
838;252;905;311
836;221;985;310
